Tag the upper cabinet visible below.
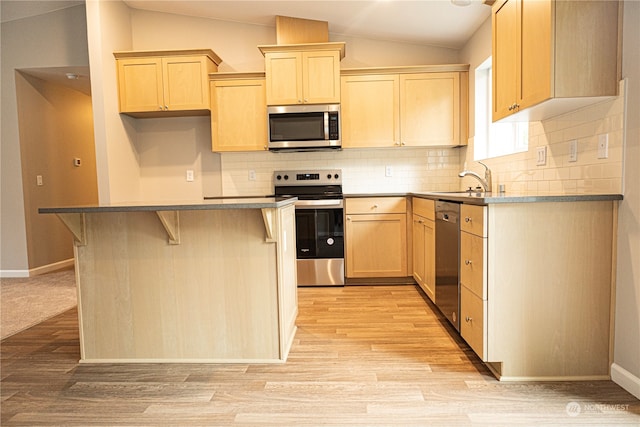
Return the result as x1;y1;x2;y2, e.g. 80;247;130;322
492;0;619;122
341;66;468;148
114;49;221;118
258;43;345;105
210;73;267;152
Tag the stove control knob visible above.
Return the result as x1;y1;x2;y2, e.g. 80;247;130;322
276;175;282;180
327;174;332;180
284;174;289;180
334;173;339;179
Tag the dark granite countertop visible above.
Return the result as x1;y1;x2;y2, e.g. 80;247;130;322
345;192;623;205
39;196;297;214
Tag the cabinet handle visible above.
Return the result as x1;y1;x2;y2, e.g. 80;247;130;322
465;217;472;223
465;316;472;323
158;106;163;110
401;142;406;146
465;259;472;265
394;142;401;146
304;98;308;103
165;105;169;110
372;204;378;209
298;99;303;104
347;216;351;221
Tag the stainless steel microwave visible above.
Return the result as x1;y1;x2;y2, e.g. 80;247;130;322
267;104;340;151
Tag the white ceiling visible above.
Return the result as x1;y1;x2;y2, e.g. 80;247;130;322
123;0;491;49
2;1;490;49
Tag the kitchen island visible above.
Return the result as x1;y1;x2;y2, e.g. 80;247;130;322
39;197;298;363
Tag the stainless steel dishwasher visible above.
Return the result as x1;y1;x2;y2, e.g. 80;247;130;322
435;200;461;331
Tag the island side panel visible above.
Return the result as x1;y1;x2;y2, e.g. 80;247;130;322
487;201;614;380
75;209;281;362
276;204;298;358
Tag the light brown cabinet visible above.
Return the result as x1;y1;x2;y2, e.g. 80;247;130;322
210;74;267;152
492;0;619;121
459;204;488;359
114;49;221;118
412;198;435;302
345;197;408;278
258;43;345;106
341;67;468;148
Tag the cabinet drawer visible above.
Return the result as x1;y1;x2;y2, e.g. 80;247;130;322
346;197;406;214
460;231;487;299
460;285;486;360
412;197;435;220
460;204;486;237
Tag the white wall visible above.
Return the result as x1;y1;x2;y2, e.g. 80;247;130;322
86;0;140;204
1;5;89;275
612;0;640;400
88;6;459;202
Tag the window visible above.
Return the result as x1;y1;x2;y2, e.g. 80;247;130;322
474;57;528;160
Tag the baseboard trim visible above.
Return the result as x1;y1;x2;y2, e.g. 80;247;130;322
611;362;640;399
0;259;74;278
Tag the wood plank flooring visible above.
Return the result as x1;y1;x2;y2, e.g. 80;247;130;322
1;285;638;425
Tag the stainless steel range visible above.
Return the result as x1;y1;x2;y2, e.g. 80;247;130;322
274;169;344;286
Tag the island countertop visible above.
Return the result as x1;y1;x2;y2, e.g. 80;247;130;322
38;196;297;214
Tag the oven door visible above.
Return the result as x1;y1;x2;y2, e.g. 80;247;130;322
294;201;344;286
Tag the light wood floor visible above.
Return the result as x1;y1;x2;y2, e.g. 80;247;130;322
1;285;638;425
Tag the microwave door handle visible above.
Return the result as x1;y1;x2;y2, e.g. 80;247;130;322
324;112;329;140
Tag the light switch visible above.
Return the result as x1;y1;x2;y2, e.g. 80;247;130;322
36;175;43;186
536;146;547;166
569;140;578;162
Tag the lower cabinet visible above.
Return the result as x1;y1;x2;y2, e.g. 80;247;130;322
459;204;488;359
412;198;435;302
458;201;614;380
345;197;407;278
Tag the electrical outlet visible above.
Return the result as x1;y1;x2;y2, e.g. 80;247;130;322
186;170;194;182
568;140;578;162
73;157;82;167
248;170;256;181
536;146;547;166
598;134;609;159
385;166;393;177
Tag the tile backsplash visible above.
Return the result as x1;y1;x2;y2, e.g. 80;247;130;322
220;147;461;196
468;80;626;195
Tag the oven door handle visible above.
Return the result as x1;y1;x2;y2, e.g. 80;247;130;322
295;199;344;209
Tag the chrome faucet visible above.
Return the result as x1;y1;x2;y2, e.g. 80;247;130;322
458;161;492;193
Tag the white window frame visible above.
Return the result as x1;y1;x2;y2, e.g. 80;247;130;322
474;57;528;160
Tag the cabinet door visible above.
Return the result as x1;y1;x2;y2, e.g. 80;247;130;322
400;73;461;147
460;285;487;360
302;50;340;104
412;215;426;286
492;0;518;121
423;218;435;302
211;79;267;152
341;74;400;148
162;56;211;111
518;0;552;110
117;57;164;113
265;52;303;105
346;213;407;278
460;231;487;300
